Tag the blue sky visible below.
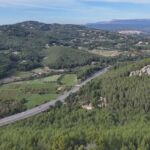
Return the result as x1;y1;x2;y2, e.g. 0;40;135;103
0;0;150;24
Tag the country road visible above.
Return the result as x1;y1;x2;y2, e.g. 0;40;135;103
0;67;109;127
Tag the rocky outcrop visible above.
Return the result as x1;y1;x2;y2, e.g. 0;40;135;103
97;97;107;108
81;97;107;110
130;65;150;77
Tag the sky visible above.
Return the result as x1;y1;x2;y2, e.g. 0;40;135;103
0;0;150;25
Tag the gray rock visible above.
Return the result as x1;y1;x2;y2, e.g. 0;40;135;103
130;65;150;76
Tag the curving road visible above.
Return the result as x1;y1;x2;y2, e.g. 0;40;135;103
0;67;109;127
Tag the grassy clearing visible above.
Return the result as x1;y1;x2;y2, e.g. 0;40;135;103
0;74;77;109
0;81;58;109
14;71;33;78
36;75;61;82
23;74;61;84
60;74;77;86
25;93;58;108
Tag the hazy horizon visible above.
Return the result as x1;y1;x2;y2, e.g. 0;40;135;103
1;0;150;25
1;18;150;26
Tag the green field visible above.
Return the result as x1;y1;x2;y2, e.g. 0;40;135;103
0;74;77;117
24;74;61;84
60;74;77;86
14;71;33;78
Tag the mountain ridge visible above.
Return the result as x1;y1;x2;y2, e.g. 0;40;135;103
86;19;150;32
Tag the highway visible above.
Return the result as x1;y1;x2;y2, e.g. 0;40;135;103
0;67;109;127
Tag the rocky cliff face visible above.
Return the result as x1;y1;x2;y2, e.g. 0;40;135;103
130;65;150;76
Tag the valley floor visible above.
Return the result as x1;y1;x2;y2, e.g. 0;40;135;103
0;68;108;127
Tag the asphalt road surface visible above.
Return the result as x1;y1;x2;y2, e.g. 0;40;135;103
0;67;109;127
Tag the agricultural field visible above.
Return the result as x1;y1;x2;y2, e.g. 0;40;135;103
60;74;78;86
0;73;77;117
14;71;33;79
89;49;150;58
89;49;122;57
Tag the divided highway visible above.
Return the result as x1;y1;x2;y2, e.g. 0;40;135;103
0;67;109;127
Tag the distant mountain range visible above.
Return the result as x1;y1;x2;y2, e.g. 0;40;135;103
86;19;150;33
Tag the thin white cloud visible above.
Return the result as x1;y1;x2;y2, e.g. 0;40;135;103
0;0;69;4
105;0;150;3
82;0;150;4
0;0;75;7
0;0;150;25
0;0;150;7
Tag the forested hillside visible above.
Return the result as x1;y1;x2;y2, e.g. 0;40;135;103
0;45;100;79
0;21;150;78
0;58;149;150
1;21;149;51
66;58;150;120
42;46;100;69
